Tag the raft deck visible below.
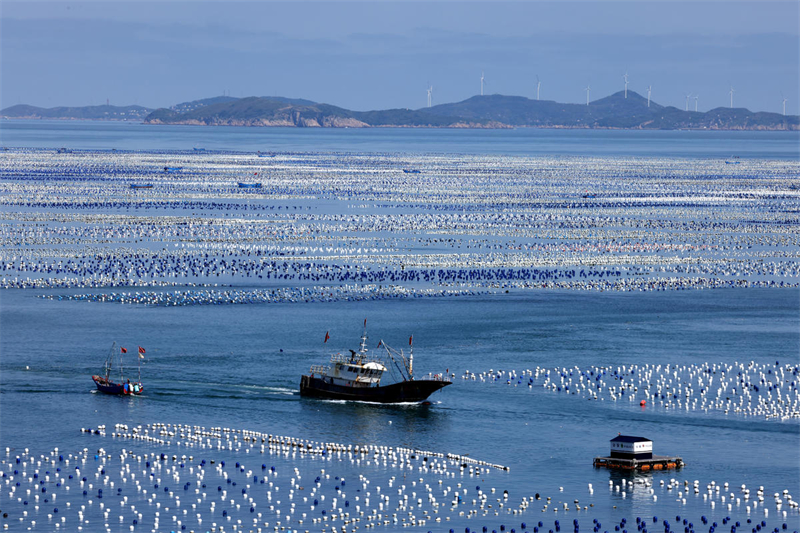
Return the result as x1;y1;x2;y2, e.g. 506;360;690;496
593;454;684;471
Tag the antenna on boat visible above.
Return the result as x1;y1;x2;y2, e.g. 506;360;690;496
359;319;368;358
408;335;414;377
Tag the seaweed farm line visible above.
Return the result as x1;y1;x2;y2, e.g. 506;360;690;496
1;148;799;300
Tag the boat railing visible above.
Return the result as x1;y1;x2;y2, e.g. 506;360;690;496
329;352;383;365
309;365;329;375
418;372;452;383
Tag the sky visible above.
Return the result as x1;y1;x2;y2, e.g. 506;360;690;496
1;1;798;114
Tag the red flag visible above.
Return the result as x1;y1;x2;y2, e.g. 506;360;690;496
363;318;367;328
120;347;127;354
377;340;382;348
138;346;146;354
409;335;413;346
324;331;330;343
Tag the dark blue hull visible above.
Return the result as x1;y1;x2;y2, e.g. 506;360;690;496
300;375;449;403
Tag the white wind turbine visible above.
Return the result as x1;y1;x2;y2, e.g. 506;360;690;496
647;85;652;108
729;86;735;109
427;85;433;108
623;71;629;98
781;92;787;116
481;71;485;96
694;94;699;112
536;75;541;101
585;84;591;106
685;93;691;112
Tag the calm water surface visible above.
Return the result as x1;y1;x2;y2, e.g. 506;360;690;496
1;119;799;159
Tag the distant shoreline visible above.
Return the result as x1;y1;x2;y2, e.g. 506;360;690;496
3;116;798;132
4;91;798;131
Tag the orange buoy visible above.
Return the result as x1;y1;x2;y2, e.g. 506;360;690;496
640;399;646;407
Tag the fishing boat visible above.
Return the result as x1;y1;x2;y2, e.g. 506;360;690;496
91;343;144;395
299;323;450;403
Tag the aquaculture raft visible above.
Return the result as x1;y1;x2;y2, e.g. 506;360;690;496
593;455;684;471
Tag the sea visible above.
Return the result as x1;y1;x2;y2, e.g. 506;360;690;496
0;120;798;533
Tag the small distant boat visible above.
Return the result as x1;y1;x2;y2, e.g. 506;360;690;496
130;184;153;189
402;169;421;174
300;322;451;403
238;182;262;188
193;147;206;152
56;147;72;154
163;166;182;173
92;343;144;395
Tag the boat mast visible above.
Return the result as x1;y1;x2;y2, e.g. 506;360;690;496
359;319;368;360
105;342;115;380
408;337;413;377
380;341;412;382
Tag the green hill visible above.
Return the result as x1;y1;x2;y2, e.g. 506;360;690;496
144;96;499;128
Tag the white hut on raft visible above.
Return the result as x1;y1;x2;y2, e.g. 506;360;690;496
594;434;683;471
609;435;653;459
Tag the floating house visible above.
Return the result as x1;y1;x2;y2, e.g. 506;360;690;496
594;434;683;471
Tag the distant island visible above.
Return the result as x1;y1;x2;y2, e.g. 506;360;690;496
2;91;797;130
0;104;153;121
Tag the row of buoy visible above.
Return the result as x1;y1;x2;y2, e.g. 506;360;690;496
463;361;800;421
39;284;485;306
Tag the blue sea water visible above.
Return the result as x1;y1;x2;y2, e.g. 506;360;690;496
0;121;798;533
1;119;799;159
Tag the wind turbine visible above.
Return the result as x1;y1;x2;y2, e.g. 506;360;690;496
647;85;652;108
781;92;787;116
427;85;433;108
685;93;691;112
694;94;699;112
585;84;591;106
481;71;485;96
729;86;735;109
623;71;629;99
536;75;541;101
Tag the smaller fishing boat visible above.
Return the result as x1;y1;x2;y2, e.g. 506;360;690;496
92;343;144;395
238;182;262;188
129;184;153;189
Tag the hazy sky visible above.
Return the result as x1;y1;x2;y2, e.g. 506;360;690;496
2;1;798;113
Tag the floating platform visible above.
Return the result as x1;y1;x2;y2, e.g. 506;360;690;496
593;454;684;471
